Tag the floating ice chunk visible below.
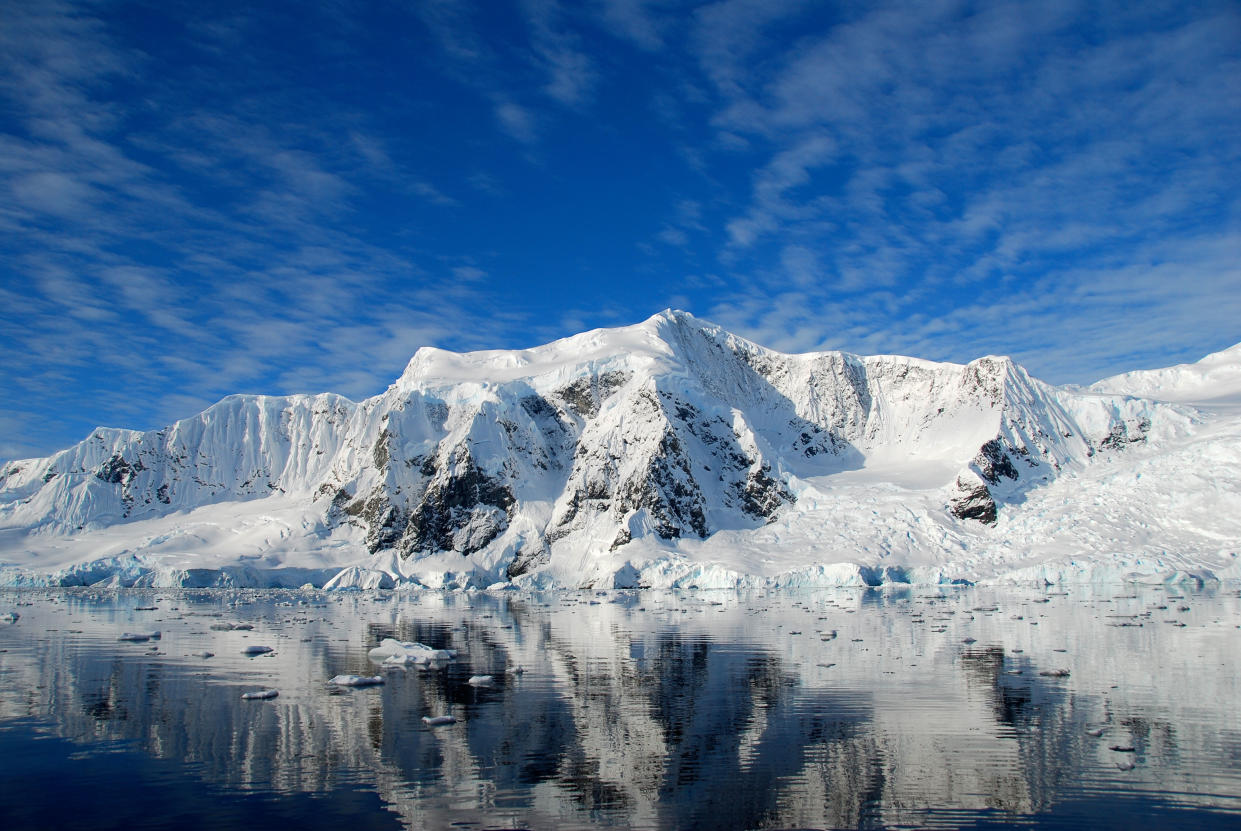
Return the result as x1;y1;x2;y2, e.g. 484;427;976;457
242;645;274;655
194;651;214;659
1038;668;1070;677
323;566;396;591
422;715;456;726
0;612;18;623
330;674;384;687
241;689;279;700
367;638;457;665
211;622;254;631
119;632;152;642
467;675;494;687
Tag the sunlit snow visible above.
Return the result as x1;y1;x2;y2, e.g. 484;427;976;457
1;312;1237;590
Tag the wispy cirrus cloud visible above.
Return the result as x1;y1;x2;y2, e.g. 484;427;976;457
595;0;672;51
412;0;603;144
685;0;1241;379
494;101;540;144
1;0;1238;462
521;0;598;107
0;1;535;460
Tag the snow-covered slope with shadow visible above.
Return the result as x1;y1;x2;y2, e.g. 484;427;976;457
1;311;1236;589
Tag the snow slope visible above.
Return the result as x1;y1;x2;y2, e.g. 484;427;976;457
1;311;1236;589
1091;342;1241;404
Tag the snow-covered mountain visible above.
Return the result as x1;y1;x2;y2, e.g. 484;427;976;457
1091;342;1241;404
1;311;1237;589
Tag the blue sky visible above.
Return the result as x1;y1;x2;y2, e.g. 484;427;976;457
2;0;1239;460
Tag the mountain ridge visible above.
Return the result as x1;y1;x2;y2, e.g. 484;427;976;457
1091;341;1241;404
1;311;1235;590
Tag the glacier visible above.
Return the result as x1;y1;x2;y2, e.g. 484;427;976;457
1;310;1238;589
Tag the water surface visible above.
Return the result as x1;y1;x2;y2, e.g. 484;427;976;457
1;584;1239;829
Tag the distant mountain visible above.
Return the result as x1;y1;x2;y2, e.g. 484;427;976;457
1091;342;1241;403
2;311;1237;589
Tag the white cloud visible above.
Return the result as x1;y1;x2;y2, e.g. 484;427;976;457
521;0;598;106
10;171;96;217
779;244;820;288
494;101;539;143
452;265;487;283
413;0;487;64
725;132;835;247
692;0;813;98
596;0;669;50
0;2;558;458
685;0;1241;377
2;0;1238;459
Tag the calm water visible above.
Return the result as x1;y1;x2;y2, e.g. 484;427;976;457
1;584;1239;830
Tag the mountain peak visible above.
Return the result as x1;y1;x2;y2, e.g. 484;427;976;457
394;310;716;392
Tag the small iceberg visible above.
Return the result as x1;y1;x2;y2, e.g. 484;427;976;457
329;674;384;687
0;612;18;623
467;675;494;687
367;638;457;665
241;689;279;700
422;715;456;726
119;631;160;642
241;645;274;655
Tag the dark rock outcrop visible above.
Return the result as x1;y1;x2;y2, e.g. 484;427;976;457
949;477;998;525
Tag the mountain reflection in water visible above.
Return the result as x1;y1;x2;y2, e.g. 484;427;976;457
1;586;1239;830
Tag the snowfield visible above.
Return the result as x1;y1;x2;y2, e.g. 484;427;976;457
1;311;1238;589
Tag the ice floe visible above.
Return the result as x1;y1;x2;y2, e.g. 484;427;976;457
241;689;279;700
367;638;457;665
241;645;274;655
329;674;384;687
118;631;160;642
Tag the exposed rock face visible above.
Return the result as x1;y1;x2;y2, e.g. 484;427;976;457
1098;417;1151;450
949;476;998;525
971;439;1019;485
0;310;1190;583
506;539;550;578
402;447;515;555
